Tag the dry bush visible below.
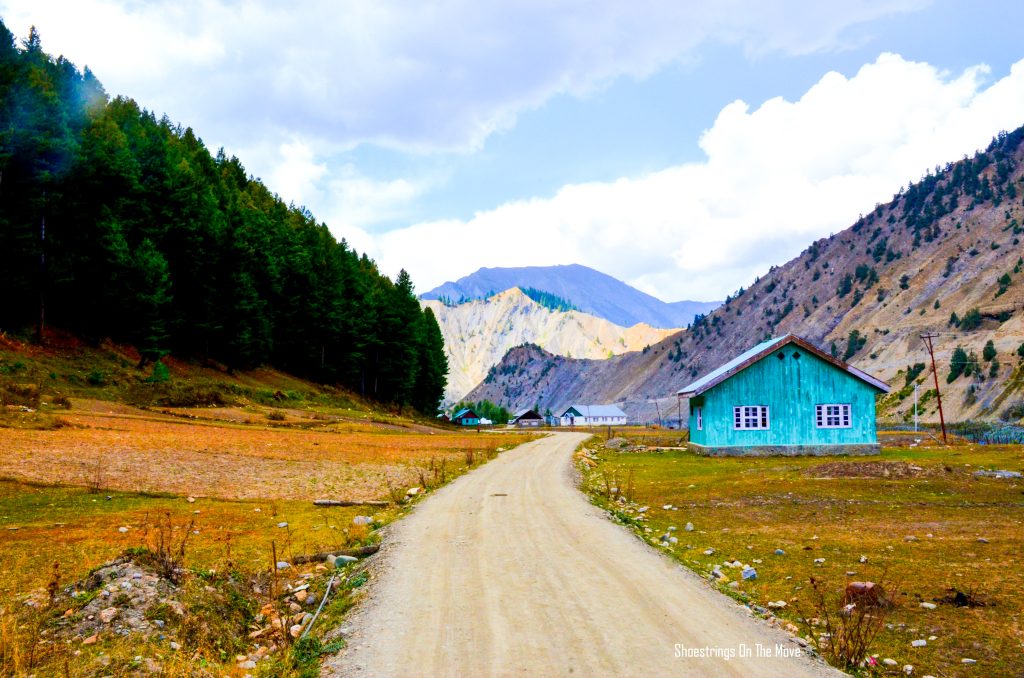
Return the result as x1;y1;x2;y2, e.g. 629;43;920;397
84;456;106;494
464;448;475;467
417;464;430;490
0;383;40;409
138;512;194;584
266;411;286;421
795;575;897;669
382;474;406;505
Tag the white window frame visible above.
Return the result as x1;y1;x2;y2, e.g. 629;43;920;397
733;405;769;430
816;403;851;429
695;406;703;431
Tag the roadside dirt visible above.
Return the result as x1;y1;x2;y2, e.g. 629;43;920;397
323;433;839;677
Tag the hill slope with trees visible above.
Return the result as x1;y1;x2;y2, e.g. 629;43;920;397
469;126;1024;424
0;22;446;414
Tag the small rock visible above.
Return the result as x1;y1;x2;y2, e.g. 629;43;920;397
859;555;868;563
276;561;290;570
169;641;181;651
912;639;927;647
703;548;715;556
352;515;373;525
961;658;976;665
904;665;914;675
920;602;936;610
883;658;898;667
99;607;118;624
977;537;989;544
728;581;739;589
406;487;420;497
289;624;303;638
814;558;825;564
774;549;785;555
335;555;358;567
118;527;129;533
277;522;288;528
905;535;918;542
685;522;694;532
82;634;98;645
154;619;165;628
668;536;678;544
768;601;787;609
187;496;196;503
239;660;257;669
741;566;757;580
295;590;308;603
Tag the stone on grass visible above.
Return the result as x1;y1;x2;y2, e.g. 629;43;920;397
685;522;694;532
912;639;927;647
335;555;358;567
774;549;785;555
741;566;757;580
277;522;288;528
883;658;898;667
239;660;257;670
961;658;976;665
118;527;129;533
276;561;290;570
920;602;936;610
99;607;117;624
767;601;787;609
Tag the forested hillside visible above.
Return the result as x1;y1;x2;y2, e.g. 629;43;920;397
470;126;1024;424
0;23;446;413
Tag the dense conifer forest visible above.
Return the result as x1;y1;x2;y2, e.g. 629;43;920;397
0;23;447;413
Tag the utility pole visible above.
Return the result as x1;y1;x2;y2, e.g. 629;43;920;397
920;333;947;443
654;399;663;428
677;394;682;431
914;383;919;433
36;211;45;344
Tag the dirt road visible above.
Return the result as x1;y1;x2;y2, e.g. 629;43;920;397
323;433;838;677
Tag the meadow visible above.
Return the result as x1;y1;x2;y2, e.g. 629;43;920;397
0;389;534;676
580;430;1024;677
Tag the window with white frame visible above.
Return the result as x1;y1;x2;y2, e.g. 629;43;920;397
816;404;851;428
733;405;769;430
695;406;703;431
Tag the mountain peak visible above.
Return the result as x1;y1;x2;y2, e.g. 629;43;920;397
421;263;719;328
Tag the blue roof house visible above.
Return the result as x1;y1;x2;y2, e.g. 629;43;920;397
677;334;889;456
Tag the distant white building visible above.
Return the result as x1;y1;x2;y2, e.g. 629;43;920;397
558;404;627;427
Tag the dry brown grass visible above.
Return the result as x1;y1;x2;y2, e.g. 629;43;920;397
0;405;534;501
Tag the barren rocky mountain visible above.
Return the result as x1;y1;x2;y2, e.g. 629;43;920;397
423;288;677;402
469;127;1024;424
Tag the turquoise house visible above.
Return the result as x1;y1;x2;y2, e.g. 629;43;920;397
677;334;889;456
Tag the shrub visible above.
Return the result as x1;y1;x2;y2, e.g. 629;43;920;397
959;308;982;331
983;340;997;362
86;370;106;386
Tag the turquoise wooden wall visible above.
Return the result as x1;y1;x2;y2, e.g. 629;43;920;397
688;347;879;448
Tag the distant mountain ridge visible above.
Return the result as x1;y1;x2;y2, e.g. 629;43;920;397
421;264;719;329
422;288;678;403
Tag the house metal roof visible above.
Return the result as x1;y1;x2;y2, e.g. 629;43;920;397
560;404;627;418
677;334;890;397
452;407;477;419
512;409;543;421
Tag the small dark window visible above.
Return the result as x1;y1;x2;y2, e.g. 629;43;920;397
777;352;786;360
792;351;801;359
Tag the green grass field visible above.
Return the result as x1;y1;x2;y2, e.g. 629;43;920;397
580;437;1024;676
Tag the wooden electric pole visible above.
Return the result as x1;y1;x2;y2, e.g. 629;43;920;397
920;333;947;444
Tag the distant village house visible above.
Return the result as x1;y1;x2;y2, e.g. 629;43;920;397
451;407;481;426
677;334;889;456
510;409;544;427
558;404;628;427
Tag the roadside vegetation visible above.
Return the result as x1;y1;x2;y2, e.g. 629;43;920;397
579;429;1024;677
0;338;536;675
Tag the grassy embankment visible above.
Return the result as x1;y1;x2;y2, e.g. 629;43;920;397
579;428;1023;677
0;334;537;675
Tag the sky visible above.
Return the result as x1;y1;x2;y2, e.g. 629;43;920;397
4;1;1024;302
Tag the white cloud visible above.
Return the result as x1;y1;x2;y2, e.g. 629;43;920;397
371;54;1024;300
1;0;925;153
